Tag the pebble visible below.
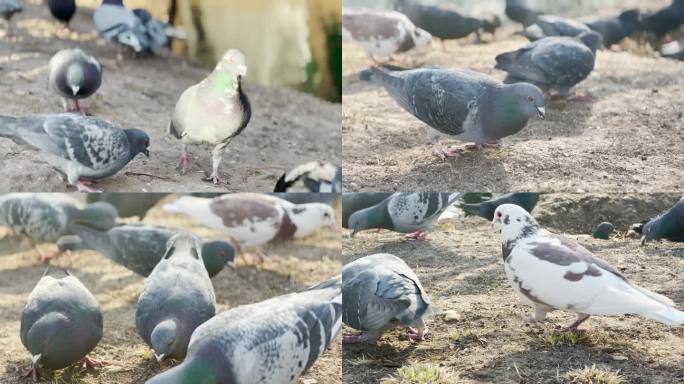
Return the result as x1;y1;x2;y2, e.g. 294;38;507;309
443;310;461;322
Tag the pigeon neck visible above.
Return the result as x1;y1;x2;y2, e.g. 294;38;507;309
207;70;240;97
486;88;530;134
500;217;540;244
288;204;329;238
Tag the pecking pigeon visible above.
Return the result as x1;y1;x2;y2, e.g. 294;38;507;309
21;269;103;380
47;0;76;26
348;192;461;240
492;204;684;330
86;192;167;219
505;0;539;27
274;162;341;193
169;49;251;185
60;223;235;277
144;276;341;384
48;49;102;114
0;0;21;35
639;196;684;245
585;9;642;47
521;15;592;41
93;0;160;54
0;194;117;261
360;64;545;159
0;113;150;192
495;31;602;99
342;192;394;228
342;7;431;62
136;233;216;362
459;192;540;221
639;0;684;37
592;222;614;240
342;253;432;343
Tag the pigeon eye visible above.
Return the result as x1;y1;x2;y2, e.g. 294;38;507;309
496;212;502;218
516;218;521;222
324;212;330;218
527;96;534;102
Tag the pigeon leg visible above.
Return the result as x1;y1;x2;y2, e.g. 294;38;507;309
74;99;87;115
75;180;102;193
407;319;429;341
79;355;105;371
342;332;370;344
205;142;229;185
177;145;192;175
566;93;594;102
432;141;463;160
405;228;429;241
22;366;40;381
34;247;59;263
466;141;501;151
565;314;590;331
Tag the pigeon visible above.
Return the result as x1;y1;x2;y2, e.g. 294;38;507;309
144;276;341;384
0;113;150;192
93;0;151;53
348;192;461;240
59;223;236;278
163;193;336;256
394;0;499;45
0;194;117;261
592;222;614;240
86;193;167;219
505;0;540;27
459;192;540;221
47;0;76;26
0;0;21;35
342;8;432;62
360;65;545;159
639;0;684;36
342;253;432;343
269;192;340;206
21;269;103;380
136;233;216;362
274;162;341;193
521;15;592;41
48;49;102;114
495;31;602;99
639;196;684;245
661;37;684;61
169;49;251;185
342;192;394;228
585;9;642;47
492;204;684;330
132;8;168;53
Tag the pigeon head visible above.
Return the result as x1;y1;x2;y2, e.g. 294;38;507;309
66;64;85;96
618;9;642;33
503;82;546;120
483;15;502;34
125;128;150;158
68;202;119;231
164;233;203;261
640;196;684;245
288;203;336;238
150;318;181;362
412;27;432;48
118;31;144;53
145;356;222;384
348;205;383;237
25;311;73;368
492;204;539;242
577;31;603;54
201;240;236;276
216;49;247;77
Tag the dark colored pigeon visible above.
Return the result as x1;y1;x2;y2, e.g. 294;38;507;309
136;233;216;362
505;0;540;27
48;49;102;114
639;196;684;245
639;0;684;36
459;192;540;221
144;276;342;384
360;64;545;159
342;192;394;228
21;269;103;380
592;222;614;240
0;114;150;192
48;0;76;25
521;15;592;41
274;161;341;193
86;193;167;219
585;9;642;47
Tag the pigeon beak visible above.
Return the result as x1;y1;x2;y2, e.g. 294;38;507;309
70;85;80;96
144;149;150;157
226;260;236;271
31;354;42;364
155;353;165;363
236;64;247;77
536;106;545;119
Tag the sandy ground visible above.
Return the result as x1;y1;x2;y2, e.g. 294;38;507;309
0;1;341;193
342;3;684;192
0;195;342;384
342;193;684;383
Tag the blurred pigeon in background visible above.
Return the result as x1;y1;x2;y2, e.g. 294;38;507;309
521;15;592;41
48;49;102;114
132;8;168;53
21;269;103;380
661;37;684;60
0;114;150;192
136;233;216;362
505;0;540;27
342;192;394;228
274;161;341;193
86;193;167;219
639;0;684;36
585;9;642;47
638;196;684;245
592;222;614;240
47;0;76;26
459;192;540;221
0;0;21;36
93;0;170;54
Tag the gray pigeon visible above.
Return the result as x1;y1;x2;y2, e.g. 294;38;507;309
592;222;614;240
360;65;545;159
0;194;117;261
0;0;21;35
342;192;394;228
521;15;592;41
144;276;341;384
86;192;167;219
585;9;642;47
0;113;150;191
342;7;432;61
639;196;684;245
495;31;602;99
505;0;540;27
459;192;540;221
93;0;150;53
493;204;684;330
342;253;432;343
48;49;102;114
274;161;341;193
136;233;216;362
132;8;168;53
21;269;103;381
59;223;236;277
169;49;251;185
348;192;461;240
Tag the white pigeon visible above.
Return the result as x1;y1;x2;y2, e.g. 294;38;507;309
343;7;432;62
492;204;684;330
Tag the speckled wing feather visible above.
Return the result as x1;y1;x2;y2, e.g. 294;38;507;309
0;195;68;243
387;192;458;232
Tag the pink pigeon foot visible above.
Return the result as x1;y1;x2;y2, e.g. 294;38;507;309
204;171;224;185
22;366;40;382
79;355;105;371
35;248;59;263
432;143;463;160
343;332;370;344
405;229;429;241
76;180;101;193
466;141;501;150
176;154;191;175
566;93;594;102
564;314;590;331
407;327;428;341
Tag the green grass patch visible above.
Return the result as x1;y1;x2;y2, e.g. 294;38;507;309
543;329;591;347
563;365;624;384
381;364;459;384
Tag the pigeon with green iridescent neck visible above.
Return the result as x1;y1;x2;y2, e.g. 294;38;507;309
639;196;684;245
169;49;251;185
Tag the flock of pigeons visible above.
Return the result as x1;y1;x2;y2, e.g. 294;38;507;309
0;0;341;192
0;192;341;383
340;192;684;344
343;0;684;160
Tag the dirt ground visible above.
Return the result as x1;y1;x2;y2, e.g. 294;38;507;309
0;1;340;193
0;194;342;384
342;2;684;192
342;193;684;383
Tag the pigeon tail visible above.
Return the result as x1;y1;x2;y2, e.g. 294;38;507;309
640;306;684;326
633;285;676;307
459;202;485;218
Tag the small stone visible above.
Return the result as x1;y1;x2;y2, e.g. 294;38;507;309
611;355;628;361
443;310;461;322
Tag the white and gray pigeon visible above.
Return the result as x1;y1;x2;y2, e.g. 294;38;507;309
163;193;336;252
21;269;103;381
136;233;216;362
348;192;461;240
492;204;684;330
342;253;433;343
274;161;341;193
169;49;251;185
0;0;21;35
521;15;592;41
93;0;150;54
360;65;545;159
59;223;236;278
495;31;602;99
48;49;102;114
0;193;117;261
342;7;432;62
0;113;150;192
144;276;342;384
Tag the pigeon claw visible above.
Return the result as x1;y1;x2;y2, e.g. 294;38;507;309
176;154;191;175
22;366;40;382
204;172;225;186
405;229;429;241
79;355;105;371
76;181;102;193
466;141;501;151
407;326;428;342
432;143;463;161
342;332;370;344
